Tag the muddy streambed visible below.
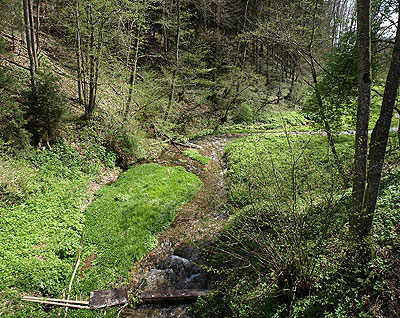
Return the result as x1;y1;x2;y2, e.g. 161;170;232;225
122;134;243;318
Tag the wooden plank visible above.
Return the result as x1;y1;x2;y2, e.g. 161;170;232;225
89;287;128;309
140;289;212;302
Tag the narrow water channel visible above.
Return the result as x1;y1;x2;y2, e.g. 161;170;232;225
122;134;242;318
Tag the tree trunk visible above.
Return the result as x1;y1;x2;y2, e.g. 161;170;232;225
125;28;141;118
349;0;372;265
28;0;38;72
35;0;40;56
361;8;400;253
75;2;84;105
22;0;37;89
311;63;349;188
164;0;180;121
86;5;96;119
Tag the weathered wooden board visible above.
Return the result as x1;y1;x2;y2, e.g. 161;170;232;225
140;289;212;302
89;287;128;309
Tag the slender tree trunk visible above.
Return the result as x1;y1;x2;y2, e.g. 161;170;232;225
93;27;103;113
23;0;36;89
87;5;96;119
311;63;350;188
28;0;38;72
35;0;40;56
349;0;372;264
362;9;400;250
75;2;84;105
125;28;141;118
164;0;180;121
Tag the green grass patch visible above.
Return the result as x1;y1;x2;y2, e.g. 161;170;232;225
183;149;211;165
0;141;106;317
76;164;202;296
0;141;201;317
224;134;353;207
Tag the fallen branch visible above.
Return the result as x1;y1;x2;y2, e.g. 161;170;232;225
22;296;89;305
0;55;30;71
21;298;89;309
65;232;84;317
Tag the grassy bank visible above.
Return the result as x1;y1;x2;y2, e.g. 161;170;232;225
0;141;202;317
193;133;400;317
76;163;203;296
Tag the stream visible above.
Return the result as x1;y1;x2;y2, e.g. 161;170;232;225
122;134;243;318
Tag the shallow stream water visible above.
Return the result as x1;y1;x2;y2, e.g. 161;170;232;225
122;134;243;318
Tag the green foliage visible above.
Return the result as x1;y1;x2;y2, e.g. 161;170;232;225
0;145;91;316
194;132;400;317
219;110;310;133
193;134;355;317
0;66;31;152
183;149;210;165
24;70;67;144
75;164;202;294
303;43;358;132
106;119;148;166
0;137;123;317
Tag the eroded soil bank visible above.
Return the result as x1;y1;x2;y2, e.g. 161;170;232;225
122;134;243;318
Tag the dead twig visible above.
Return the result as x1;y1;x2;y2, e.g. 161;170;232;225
65;232;84;317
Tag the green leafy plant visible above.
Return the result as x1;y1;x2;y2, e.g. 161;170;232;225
24;70;67;146
183;149;210;165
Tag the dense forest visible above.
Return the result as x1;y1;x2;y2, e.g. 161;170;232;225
1;0;400;317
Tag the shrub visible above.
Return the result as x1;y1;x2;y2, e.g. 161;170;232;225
24;70;67;146
0;66;31;152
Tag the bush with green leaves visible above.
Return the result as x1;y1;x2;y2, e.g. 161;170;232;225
0;66;31;152
24;70;67;145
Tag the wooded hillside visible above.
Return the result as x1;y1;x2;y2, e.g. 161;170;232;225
1;0;400;317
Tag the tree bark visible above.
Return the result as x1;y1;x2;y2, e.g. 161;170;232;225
349;0;372;264
164;0;180;121
22;0;37;89
125;28;141;118
28;0;38;72
75;2;85;105
86;4;96;119
362;8;400;248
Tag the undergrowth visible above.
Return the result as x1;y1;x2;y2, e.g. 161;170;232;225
193;133;400;317
0;137;201;317
0;139;110;317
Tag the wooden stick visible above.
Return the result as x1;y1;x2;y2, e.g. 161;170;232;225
57;288;66;318
65;232;84;317
21;299;90;309
22;296;89;305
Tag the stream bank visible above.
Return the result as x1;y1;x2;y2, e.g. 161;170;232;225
122;134;243;318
